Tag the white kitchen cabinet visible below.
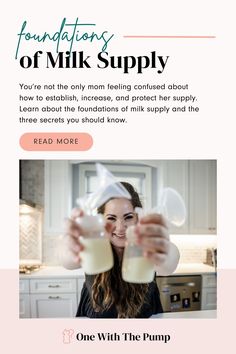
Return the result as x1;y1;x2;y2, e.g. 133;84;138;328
30;278;77;318
44;160;72;236
19;275;83;318
189;161;217;234
162;160;189;234
162;160;216;234
19;279;30;318
20;295;31;318
20;278;30;293
30;278;76;293
30;293;77;318
201;274;217;310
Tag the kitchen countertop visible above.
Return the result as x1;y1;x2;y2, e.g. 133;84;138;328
19;263;216;278
151;310;217;319
20;266;85;278
174;263;215;275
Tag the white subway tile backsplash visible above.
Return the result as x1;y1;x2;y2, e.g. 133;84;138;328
171;235;217;264
42;234;217;266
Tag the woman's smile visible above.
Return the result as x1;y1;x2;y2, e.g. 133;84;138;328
104;198;137;248
112;233;126;239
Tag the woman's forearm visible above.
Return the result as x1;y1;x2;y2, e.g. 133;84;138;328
61;252;81;270
155;242;180;276
58;237;81;270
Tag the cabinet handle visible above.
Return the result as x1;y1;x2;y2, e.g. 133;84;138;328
48;296;61;299
208;227;216;231
48;284;60;288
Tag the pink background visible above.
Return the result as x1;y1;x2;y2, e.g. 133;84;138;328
1;269;235;353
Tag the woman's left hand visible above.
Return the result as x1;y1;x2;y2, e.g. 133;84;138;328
135;214;170;267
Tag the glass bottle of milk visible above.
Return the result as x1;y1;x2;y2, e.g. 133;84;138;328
77;214;114;275
122;225;155;283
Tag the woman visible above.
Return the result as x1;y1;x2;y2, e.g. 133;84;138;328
62;182;180;318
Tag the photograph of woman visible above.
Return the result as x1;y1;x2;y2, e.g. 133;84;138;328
62;182;180;318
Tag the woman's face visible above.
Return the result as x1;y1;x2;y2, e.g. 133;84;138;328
104;198;138;248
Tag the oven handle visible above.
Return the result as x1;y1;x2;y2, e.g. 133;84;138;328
164;282;196;287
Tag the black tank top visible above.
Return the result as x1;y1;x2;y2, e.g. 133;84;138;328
76;274;163;318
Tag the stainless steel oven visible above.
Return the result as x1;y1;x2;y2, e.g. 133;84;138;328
156;275;202;312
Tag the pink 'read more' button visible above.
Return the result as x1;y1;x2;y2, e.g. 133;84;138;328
20;133;93;151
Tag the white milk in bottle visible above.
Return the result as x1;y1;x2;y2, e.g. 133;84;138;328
77;214;114;275
122;225;155;283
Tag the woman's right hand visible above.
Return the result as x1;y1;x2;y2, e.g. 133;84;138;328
61;208;85;269
61;208;115;270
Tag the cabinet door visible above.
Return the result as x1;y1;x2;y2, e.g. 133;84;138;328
30;293;77;318
19;279;30;293
201;274;217;310
20;294;31;318
162;160;189;234
189;161;217;234
202;274;217;288
201;288;217;310
44;161;72;236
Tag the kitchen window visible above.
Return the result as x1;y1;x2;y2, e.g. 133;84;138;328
72;162;156;210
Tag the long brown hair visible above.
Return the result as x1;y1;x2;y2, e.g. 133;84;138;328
91;182;149;318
